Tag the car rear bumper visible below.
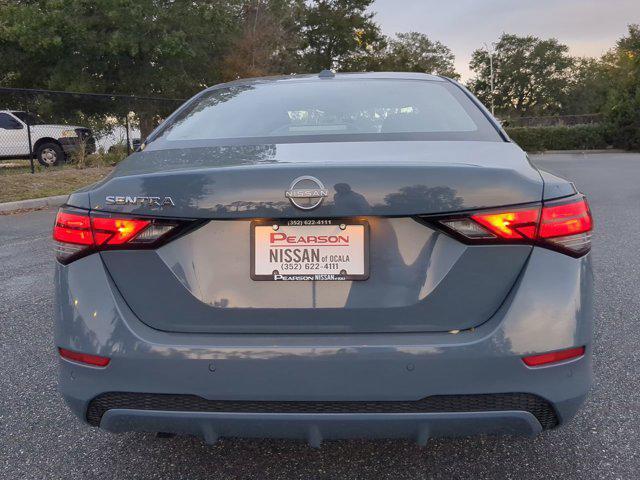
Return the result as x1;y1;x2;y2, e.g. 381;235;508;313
97;410;546;446
62;390;580;445
55;246;593;443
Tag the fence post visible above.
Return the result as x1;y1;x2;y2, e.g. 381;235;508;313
25;104;34;174
124;113;131;155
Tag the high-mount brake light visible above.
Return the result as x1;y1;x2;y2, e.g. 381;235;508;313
438;195;593;256
53;207;186;264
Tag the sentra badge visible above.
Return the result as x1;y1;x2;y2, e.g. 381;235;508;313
105;195;175;207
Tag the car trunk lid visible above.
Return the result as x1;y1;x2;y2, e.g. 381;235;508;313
85;141;543;333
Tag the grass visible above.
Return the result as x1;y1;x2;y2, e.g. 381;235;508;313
0;159;34;176
0;161;112;203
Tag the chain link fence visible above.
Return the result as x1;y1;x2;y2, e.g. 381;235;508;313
0;88;184;173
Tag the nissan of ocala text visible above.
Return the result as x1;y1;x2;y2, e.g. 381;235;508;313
53;72;593;447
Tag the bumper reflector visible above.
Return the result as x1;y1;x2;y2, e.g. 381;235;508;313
58;348;110;367
522;346;585;367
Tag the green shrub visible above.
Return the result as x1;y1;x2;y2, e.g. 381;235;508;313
505;125;611;152
606;91;640;150
100;144;129;165
75;144;128;168
68;139;89;168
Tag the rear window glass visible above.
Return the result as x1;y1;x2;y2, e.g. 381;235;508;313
149;79;501;147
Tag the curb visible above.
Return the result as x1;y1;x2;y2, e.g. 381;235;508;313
0;194;68;214
529;149;629;154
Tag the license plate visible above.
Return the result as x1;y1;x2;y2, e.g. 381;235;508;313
251;220;369;281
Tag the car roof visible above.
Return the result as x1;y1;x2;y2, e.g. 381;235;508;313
205;71;446;92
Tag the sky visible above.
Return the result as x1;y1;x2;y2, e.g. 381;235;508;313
370;0;640;80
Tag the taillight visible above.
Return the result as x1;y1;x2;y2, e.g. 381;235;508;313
538;197;593;255
472;207;540;240
91;217;151;245
53;207;190;264
53;210;95;262
437;195;593;257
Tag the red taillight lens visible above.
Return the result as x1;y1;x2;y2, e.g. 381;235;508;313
91;217;150;245
58;347;110;367
53;207;184;264
53;211;94;245
522;346;585;367
439;195;593;256
472;207;540;240
539;197;592;239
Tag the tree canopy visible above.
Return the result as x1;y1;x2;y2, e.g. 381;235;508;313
0;0;461;93
1;1;636;148
468;34;573;116
220;0;306;80
348;31;459;77
605;24;640;149
562;57;613;115
0;0;241;98
298;0;383;72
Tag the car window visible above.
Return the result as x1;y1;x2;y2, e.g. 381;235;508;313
0;113;23;129
150;79;502;147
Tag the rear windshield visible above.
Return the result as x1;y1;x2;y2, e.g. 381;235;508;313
148;79;502;148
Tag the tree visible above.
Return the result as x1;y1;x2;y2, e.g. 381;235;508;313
298;0;383;72
0;0;242;136
220;0;305;81
378;32;458;78
563;57;613;115
606;24;640;149
468;34;573;116
0;0;242;96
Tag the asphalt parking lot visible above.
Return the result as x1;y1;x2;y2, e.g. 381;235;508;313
1;152;639;479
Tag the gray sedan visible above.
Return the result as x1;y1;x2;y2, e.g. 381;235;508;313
53;72;593;447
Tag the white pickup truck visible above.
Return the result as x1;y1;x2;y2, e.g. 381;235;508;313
0;110;95;166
